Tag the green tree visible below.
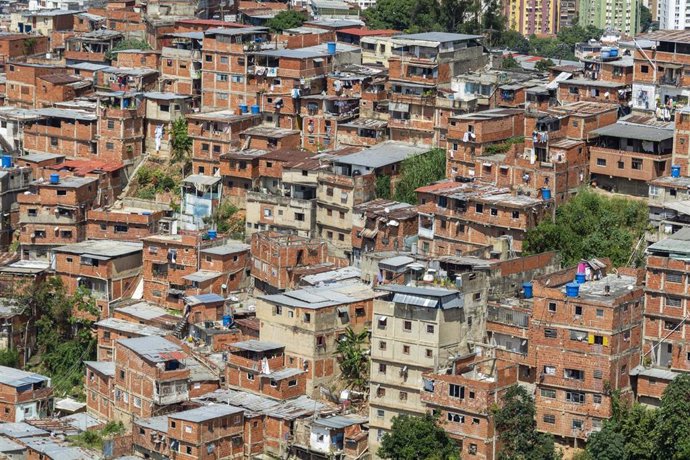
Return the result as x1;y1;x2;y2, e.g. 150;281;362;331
524;189;648;267
378;413;460;460
334;328;369;391
203;201;244;239
0;348;19;367
106;38;151;61
653;374;690;458
535;58;556;72
17;277;97;398
498;30;530;54
375;175;392;200
266;10;306;33
502;54;520;69
394;148;446;204
639;5;652;32
170;118;193;176
363;0;444;32
493;385;559;460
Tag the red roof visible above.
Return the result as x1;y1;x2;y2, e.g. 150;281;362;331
175;19;246;28
336;27;398;37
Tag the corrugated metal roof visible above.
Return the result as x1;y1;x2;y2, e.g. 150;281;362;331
117;336;186;362
393;32;482;43
95;318;167;337
194;389;331;420
185;293;225;305
170;404;243;423
313;415;367;429
53;240;142;258
84;361;115;377
590;123;674;142
200;242;250;255
231;340;284;352
182;270;222;283
0;365;49;387
334;141;428;169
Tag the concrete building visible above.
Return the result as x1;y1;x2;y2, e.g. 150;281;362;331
368;284;484;455
505;0;560;36
257;281;382;396
530;261;643;445
578;0;638;36
658;0;690;30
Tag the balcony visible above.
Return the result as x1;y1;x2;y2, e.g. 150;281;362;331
153;379;189;405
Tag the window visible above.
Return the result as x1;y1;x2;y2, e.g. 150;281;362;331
512;211;520;219
274;305;282;315
665;320;680;330
632;158;643;170
403;320;412;331
205;54;212;62
666;296;682;307
447;412;464;423
543;365;556;375
593;394;602;404
403;345;410;354
541;388;556;398
246;373;254;381
596;308;604;318
490;208;498;216
27;208;37;217
596;158;606;166
426;349;433;358
114;224;128;233
379;341;387;350
548;302;556;312
594;369;603;379
355;307;365;317
50;137;58;147
574;305;583;316
220;56;228;64
134;397;141;408
572;419;584;430
378;363;387;374
544;328;557;338
543;414;556;424
469;444;477;455
57;190;66;196
472;418;480;425
303;312;311;323
569;330;588;341
475;204;484;213
641;65;649;73
399;391;408;400
565;369;584;380
667;272;683;283
618;160;624;169
426;324;434;334
566;391;585;404
107;120;114;129
449;384;465;398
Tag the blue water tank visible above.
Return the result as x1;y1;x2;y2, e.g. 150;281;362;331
523;282;533;299
250;104;260;115
672;165;681;178
609;48;619;57
208;229;217;240
239;103;248;114
566;282;580;297
327;41;336;55
542;187;552;200
50;174;60;184
575;273;586;284
1;155;12;168
222;314;232;328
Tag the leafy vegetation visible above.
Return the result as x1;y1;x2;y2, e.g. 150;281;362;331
0;348;19;367
498;24;603;61
378;413;460;460
135;165;179;200
106;38;151;61
69;421;126;450
203;201;245;239
375;175;392;200
266;10;306;33
484;136;524;155
639;5;653;32
524;189;648;267
170;118;193;176
502;54;520;69
394;148;446;204
493;385;560;460
586;376;690;460
14;277;97;398
334;328;369;391
535;58;556;72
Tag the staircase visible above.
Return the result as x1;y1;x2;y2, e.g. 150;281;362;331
173;313;189;338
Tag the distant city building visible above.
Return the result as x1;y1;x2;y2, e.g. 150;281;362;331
578;0;638;37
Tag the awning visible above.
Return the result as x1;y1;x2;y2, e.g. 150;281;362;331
337;306;349;315
377;316;387;324
313;58;325;63
361;228;379;239
662;63;683;69
389;102;410;112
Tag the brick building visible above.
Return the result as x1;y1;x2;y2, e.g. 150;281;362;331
421;354;519;460
250;231;330;294
86;198;173;242
258;281;382;396
194;241;251;296
415;180;549;256
143;92;193;159
530;261;643;445
52;239;143;318
589;114;673;196
94;317;168;361
84;361;115;421
131;405;245;460
96;91;146;164
18;175;99;259
0;34;49;72
634;228;690;406
0;366;53;423
112;336;190;425
225;340;307;399
22;109;97;157
160;32;203;96
351;199;418;267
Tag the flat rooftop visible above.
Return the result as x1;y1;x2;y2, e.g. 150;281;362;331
53;240;143;258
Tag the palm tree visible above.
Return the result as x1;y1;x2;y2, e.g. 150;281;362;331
335;328;370;391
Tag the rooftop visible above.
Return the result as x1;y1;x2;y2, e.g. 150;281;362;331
590;123;674;142
170;404;243;423
354;198;417;219
333;141;428;169
415;180;544;208
33;108;97;122
261;281;382;309
393;32;482;44
638;30;690;44
185;293;225;305
648;227;690;258
256;42;359;59
0;365;49;387
117;336;186;362
200;241;250;255
194;388;332;419
53;240;142;258
301;266;362;286
182;270;222;283
0;423;48;439
376;284;463;309
84;361;115;377
114;301;171;321
94;318;167;337
135;415;169;432
230;340;284;352
568;273;639;303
